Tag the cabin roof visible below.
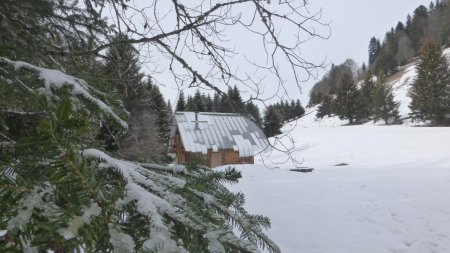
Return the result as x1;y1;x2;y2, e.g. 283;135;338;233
171;112;270;157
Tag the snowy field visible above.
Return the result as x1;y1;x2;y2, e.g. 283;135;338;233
223;125;450;253
221;52;450;253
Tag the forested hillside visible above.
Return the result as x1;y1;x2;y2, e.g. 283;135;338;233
310;0;450;99
309;0;450;126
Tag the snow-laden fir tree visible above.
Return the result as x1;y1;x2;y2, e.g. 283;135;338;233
0;58;280;253
0;0;281;251
409;41;450;125
104;36;170;162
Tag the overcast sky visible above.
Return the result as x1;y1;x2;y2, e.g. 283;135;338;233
287;0;432;104
148;0;432;107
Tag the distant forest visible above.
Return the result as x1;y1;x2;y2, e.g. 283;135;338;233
175;86;305;137
309;0;450;102
309;0;450;126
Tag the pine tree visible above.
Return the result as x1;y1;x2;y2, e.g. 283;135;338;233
167;100;173;116
219;93;233;113
246;101;263;127
153;93;171;147
335;71;363;124
212;93;222;112
263;106;283;138
372;76;400;125
229;85;244;112
103;38;171;162
186;95;195;111
102;35;147;155
294;99;306;118
176;91;186;111
204;94;213;112
316;95;333;119
289;100;296;120
193;90;205;112
360;72;376;119
368;37;381;65
409;5;429;52
361;62;367;73
104;34;145;101
410;41;450;125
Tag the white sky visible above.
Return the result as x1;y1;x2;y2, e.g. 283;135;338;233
288;0;432;104
138;0;432;107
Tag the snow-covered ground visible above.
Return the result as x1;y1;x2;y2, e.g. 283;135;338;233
224;125;450;253
222;52;450;252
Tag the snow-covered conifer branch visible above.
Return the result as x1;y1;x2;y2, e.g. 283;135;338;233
82;149;279;252
0;57;128;129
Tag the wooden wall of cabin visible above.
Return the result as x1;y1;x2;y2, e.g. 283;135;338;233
239;156;254;164
208;151;222;168
207;149;255;168
223;149;240;164
175;146;255;168
185;152;207;166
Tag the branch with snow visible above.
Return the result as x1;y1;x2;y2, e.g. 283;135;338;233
82;148;280;252
0;57;128;129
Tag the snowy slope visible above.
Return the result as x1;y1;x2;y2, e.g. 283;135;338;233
293;47;450;128
386;47;450;122
220;51;450;252
223;126;450;253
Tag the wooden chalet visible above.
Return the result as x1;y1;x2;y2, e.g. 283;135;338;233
169;112;270;168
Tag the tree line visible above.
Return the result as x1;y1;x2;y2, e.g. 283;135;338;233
262;100;306;137
174;86;305;138
369;0;450;75
315;40;450;126
175;86;263;127
310;0;450;100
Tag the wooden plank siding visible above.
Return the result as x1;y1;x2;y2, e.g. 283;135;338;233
172;135;254;168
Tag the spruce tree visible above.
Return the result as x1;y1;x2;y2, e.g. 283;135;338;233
186;95;195;111
104;34;145;101
316;95;333;119
372;76;400;125
410;41;450;125
193;90;205;112
368;37;381;65
229;85;244;112
176;91;186;111
263;106;283;138
360;72;376;119
409;5;429;52
219;93;233;113
167;100;173;116
246;101;263;127
295;99;306;118
103;38;171;162
335;71;363;124
212;93;222;112
204;94;213;112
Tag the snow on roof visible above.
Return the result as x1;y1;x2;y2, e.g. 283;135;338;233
171;112;269;157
